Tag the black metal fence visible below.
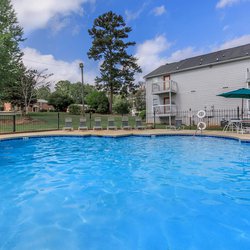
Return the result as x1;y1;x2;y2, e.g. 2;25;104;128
0;109;248;134
147;108;248;128
0;112;144;134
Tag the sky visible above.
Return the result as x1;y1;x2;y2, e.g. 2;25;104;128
11;0;250;86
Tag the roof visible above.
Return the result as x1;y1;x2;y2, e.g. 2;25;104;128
37;99;48;103
144;43;250;79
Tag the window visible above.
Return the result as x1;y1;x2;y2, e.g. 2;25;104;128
153;98;158;106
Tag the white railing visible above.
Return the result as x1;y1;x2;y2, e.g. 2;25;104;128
152;80;178;94
153;104;177;116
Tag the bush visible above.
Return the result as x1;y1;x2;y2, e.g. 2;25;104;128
139;110;146;120
39;109;48;112
48;92;74;112
113;97;130;114
85;91;109;114
68;104;82;115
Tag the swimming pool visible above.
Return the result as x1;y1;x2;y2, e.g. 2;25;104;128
0;135;249;249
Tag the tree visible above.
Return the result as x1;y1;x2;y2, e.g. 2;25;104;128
0;0;24;99
4;66;52;114
54;80;95;104
48;92;74;112
88;11;142;113
70;82;95;104
36;86;51;100
55;80;71;96
133;88;146;111
113;96;130;115
85;90;109;114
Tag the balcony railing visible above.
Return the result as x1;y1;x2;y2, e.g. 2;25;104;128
152;80;178;94
153;104;177;116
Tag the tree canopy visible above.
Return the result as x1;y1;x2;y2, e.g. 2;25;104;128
0;0;24;100
88;11;141;113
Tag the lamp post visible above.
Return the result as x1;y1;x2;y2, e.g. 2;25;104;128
79;62;84;116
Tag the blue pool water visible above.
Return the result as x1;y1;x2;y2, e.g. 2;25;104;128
0;136;250;250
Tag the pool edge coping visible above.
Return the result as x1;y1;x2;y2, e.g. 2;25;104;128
1;130;250;143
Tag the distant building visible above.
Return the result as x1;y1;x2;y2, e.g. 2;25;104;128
144;43;250;123
3;103;12;112
31;99;54;112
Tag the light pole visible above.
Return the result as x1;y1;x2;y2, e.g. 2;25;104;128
79;62;84;116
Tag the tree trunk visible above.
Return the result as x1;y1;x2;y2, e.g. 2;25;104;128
109;83;113;113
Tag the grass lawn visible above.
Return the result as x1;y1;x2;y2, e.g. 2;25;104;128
0;112;147;133
0;112;223;133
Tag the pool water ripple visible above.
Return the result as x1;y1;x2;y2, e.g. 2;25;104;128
0;136;250;250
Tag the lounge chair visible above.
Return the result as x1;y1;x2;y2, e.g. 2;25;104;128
135;117;146;129
93;117;102;130
122;116;132;130
63;117;73;131
78;118;88;130
107;117;117;130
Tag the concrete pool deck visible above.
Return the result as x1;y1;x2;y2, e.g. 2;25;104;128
1;129;250;142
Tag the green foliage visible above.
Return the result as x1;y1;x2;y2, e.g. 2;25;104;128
36;85;51;100
133;88;146;111
113;97;130;114
0;0;24;99
68;104;82;115
85;90;109;114
88;11;142;113
55;80;71;95
54;80;95;104
4;66;52;114
139;110;146;120
49;92;74;112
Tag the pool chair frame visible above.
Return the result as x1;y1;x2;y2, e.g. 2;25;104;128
121;116;132;130
135;117;146;130
78;117;88;130
63;117;73;131
93;117;102;130
107;117;117;130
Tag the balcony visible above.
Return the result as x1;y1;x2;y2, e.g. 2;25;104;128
153;104;177;117
152;80;178;95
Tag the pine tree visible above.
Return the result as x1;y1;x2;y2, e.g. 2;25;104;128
0;0;24;100
88;11;142;113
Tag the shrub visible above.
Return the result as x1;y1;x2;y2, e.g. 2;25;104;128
68;104;82;115
139;110;146;120
85;91;109;114
48;92;74;112
113;97;130;114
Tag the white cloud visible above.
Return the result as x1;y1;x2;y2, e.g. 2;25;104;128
216;0;247;8
223;25;230;31
136;33;250;79
12;0;94;32
135;35;201;77
22;47;97;88
125;1;149;21
166;47;202;62
125;8;144;21
153;5;166;16
217;34;250;49
135;35;171;74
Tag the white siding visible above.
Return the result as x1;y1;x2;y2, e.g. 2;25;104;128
146;58;250;123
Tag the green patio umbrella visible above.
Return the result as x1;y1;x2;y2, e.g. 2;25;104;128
217;88;250;118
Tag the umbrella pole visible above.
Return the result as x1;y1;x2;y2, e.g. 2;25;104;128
241;98;244;119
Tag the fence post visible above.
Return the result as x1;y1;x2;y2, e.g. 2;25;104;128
89;112;92;129
13;114;16;132
153;109;156;129
237;106;240;119
57;112;60;130
189;108;192;130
